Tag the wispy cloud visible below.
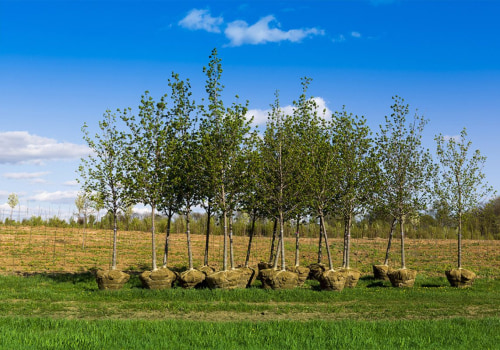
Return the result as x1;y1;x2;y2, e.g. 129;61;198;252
3;171;50;180
225;16;324;47
63;180;79;187
179;9;324;47
331;31;362;44
246;97;332;126
29;190;79;203
0;131;89;164
178;9;223;33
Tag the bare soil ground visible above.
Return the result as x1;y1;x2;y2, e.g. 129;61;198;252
0;225;498;278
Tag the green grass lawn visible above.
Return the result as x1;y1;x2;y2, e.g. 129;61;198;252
1;317;498;350
0;273;499;349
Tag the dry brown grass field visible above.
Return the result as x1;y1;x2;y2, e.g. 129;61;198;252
0;224;498;278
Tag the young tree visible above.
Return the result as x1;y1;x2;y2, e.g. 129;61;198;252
375;96;435;287
257;90;307;289
121;91;172;272
334;110;378;278
159;73;195;269
198;48;253;272
80;110;131;289
170;77;200;272
74;191;92;249
239;140;266;269
435;128;494;286
302;107;337;272
7;193;19;221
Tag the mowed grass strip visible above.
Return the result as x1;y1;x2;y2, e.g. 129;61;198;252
0;273;498;321
0;317;498;350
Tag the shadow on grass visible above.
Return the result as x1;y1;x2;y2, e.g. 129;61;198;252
21;271;96;284
420;283;446;288
366;281;390;288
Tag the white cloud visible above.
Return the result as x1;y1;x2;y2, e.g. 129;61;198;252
178;9;223;33
178;9;324;47
30;178;48;184
0;131;89;164
132;206;151;216
351;31;361;38
63;180;79;187
3;171;50;179
225;15;324;47
245;97;332;126
29;190;79;203
245;108;269;125
443;135;461;142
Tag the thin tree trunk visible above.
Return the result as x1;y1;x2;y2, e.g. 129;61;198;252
268;217;278;265
82;213;87;250
111;210;118;270
229;214;235;269
320;212;333;270
295;214;300;267
223;209;228;271
203;202;212;266
280;211;286;271
186;208;193;270
273;236;282;270
244;209;256;268
151;205;157;271
344;214;352;269
317;219;323;264
162;209;173;268
383;218;397;265
342;221;347;268
458;212;462;269
400;215;405;269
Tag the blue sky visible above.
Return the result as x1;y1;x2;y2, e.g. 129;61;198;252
1;0;499;219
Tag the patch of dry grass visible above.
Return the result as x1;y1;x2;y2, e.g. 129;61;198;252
0;225;498;278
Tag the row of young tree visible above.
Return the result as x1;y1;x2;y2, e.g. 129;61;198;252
79;49;494;290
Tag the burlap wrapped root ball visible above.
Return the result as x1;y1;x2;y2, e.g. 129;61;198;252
318;270;346;292
308;263;326;281
287;266;310;286
445;268;476;288
238;266;258;288
337;268;361;288
256;262;272;284
259;269;298;290
178;269;206;289
206;269;251;289
259;268;275;289
257;261;273;272
96;269;130;290
139;268;177;289
372;264;393;281
198;265;216;276
387;268;417;288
